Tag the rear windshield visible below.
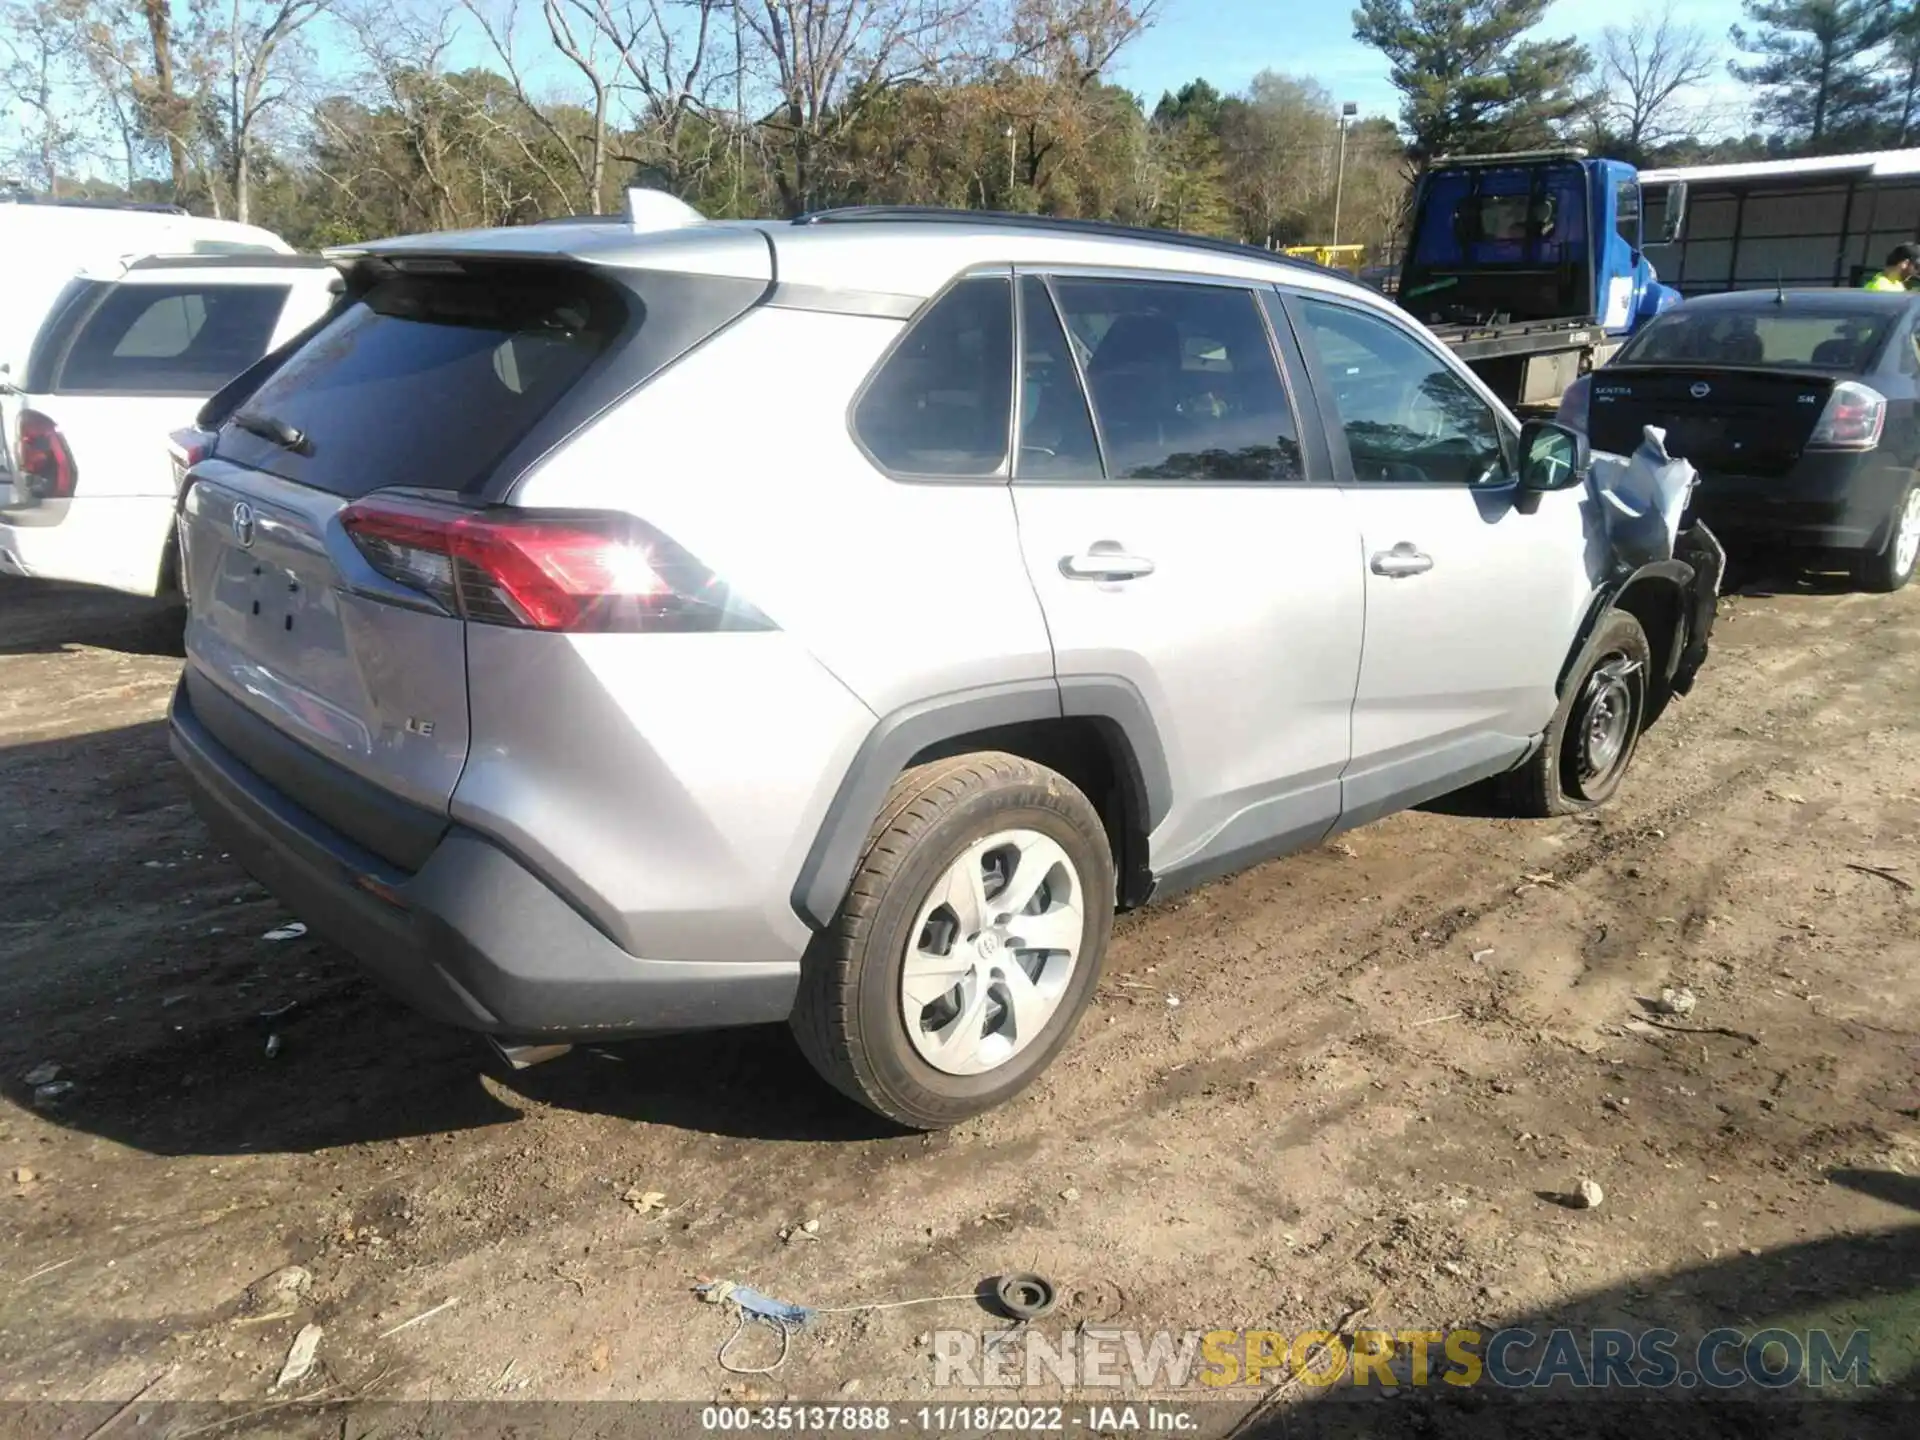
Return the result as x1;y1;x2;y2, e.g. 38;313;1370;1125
1618;307;1893;371
46;282;288;395
217;267;622;496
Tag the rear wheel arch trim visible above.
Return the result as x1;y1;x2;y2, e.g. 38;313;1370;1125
790;677;1171;930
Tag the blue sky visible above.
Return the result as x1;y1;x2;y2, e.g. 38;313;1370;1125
1109;0;1752;123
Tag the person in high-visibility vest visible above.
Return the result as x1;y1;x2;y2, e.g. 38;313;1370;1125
1864;243;1918;291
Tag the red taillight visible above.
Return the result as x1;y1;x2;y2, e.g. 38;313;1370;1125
1807;381;1886;451
168;425;215;502
339;493;772;633
17;410;77;500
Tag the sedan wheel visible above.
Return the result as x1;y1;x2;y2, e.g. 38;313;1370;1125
1858;482;1920;594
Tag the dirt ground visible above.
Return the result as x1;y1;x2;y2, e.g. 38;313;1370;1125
2;569;1918;1431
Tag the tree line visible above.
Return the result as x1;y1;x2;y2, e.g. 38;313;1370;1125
2;0;1916;257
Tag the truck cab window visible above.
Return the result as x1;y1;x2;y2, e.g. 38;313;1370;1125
1616;182;1642;253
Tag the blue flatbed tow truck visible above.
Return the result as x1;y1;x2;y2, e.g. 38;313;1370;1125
1397;148;1687;409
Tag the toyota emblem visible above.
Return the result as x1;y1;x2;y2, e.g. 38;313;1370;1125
231;501;256;548
1689;381;1711;399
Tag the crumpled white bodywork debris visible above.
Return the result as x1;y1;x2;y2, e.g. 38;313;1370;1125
1588;425;1700;569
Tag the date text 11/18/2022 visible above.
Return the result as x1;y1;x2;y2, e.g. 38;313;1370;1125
700;1404;1199;1432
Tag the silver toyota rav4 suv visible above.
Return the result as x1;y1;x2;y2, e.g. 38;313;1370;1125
169;201;1722;1128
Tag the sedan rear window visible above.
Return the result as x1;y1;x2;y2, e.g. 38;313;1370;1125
48;282;289;395
1619;308;1893;372
217;267;623;497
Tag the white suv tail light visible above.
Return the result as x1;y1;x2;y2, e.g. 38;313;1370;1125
1807;381;1885;451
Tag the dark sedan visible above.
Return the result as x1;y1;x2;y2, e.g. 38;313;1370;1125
1559;288;1920;591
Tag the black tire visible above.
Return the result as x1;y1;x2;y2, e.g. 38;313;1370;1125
1854;480;1918;594
790;751;1115;1130
1503;610;1651;818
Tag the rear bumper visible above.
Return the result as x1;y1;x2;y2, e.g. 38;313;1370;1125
1689;452;1908;553
168;678;800;1039
0;494;177;596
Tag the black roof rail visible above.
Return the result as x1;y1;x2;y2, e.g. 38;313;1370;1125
793;206;1331;276
0;194;189;214
125;251;332;270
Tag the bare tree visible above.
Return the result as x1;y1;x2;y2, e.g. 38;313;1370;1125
0;0;86;194
218;0;330;222
582;0;724;188
992;0;1156;198
141;0;189;194
739;0;983;214
1598;4;1717;153
464;0;612;210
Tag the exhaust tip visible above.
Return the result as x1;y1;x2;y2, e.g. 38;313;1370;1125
489;1038;574;1070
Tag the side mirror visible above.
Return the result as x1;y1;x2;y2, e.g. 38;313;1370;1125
1518;419;1589;494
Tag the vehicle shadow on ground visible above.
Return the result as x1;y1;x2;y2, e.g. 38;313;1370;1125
0;713;917;1158
1721;553;1860;600
2;1002;897;1159
1231;1177;1920;1439
0;577;184;656
498;1027;906;1142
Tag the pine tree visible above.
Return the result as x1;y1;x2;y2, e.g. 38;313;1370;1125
1351;0;1592;160
1729;0;1895;151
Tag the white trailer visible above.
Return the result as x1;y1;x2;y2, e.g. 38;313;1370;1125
1641;148;1920;295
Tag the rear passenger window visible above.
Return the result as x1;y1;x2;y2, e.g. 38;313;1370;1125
854;275;1013;477
56;284;287;394
1016;277;1101;480
1047;277;1301;482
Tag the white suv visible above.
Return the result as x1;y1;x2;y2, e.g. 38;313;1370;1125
2;254;338;597
168;203;1722;1128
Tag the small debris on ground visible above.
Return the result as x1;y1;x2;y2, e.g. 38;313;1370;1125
12;1166;35;1184
1059;1187;1080;1202
1844;862;1913;893
31;1080;74;1108
261;922;307;942
1472;948;1495;962
779;1218;822;1243
264;1033;282;1059
239;1265;312;1319
22;1061;60;1086
622;1188;668;1213
1565;1179;1605;1210
273;1324;323;1389
1650;986;1698;1017
377;1297;458;1338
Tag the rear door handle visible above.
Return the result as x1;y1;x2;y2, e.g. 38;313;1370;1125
1061;543;1155;581
1370;543;1433;578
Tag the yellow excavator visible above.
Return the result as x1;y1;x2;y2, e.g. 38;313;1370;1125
1281;243;1365;273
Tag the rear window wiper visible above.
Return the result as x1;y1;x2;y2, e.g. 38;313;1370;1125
232;409;312;456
